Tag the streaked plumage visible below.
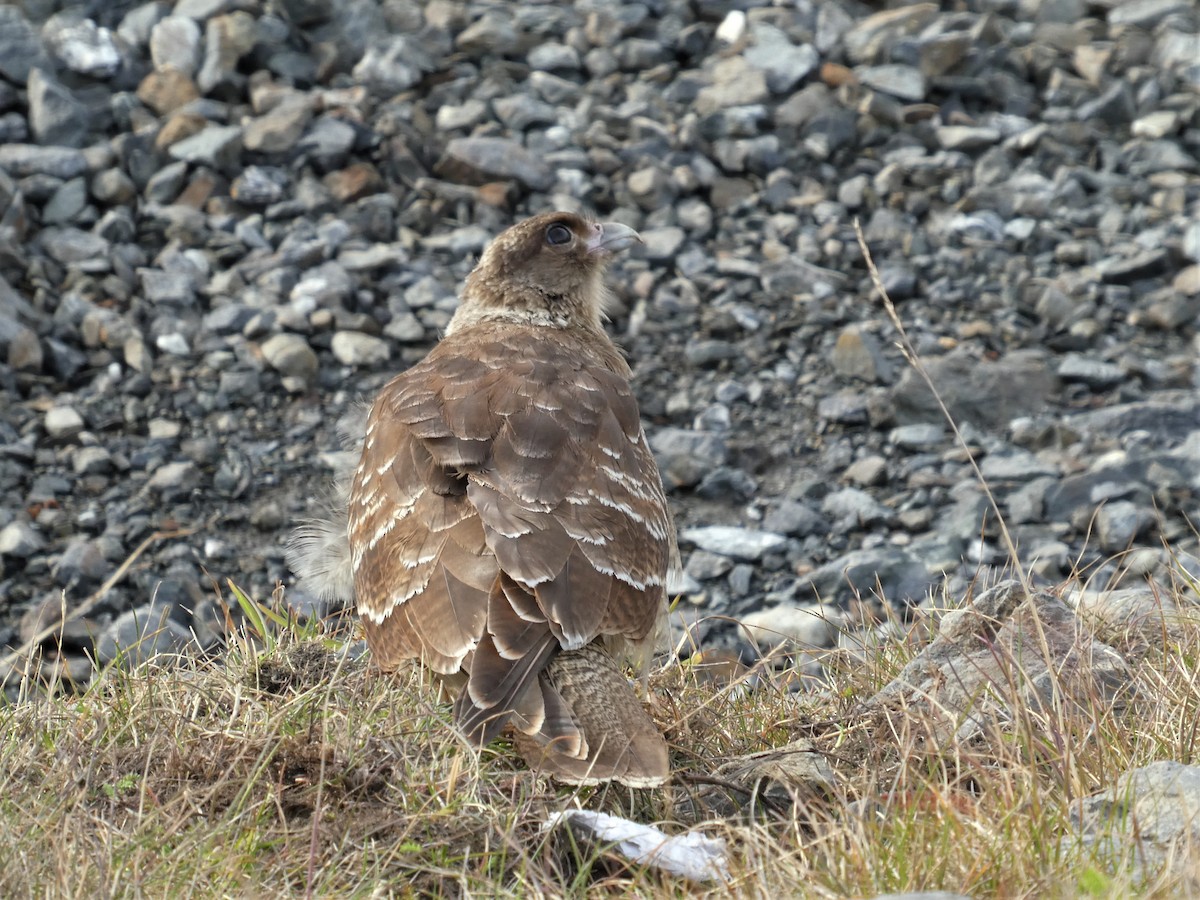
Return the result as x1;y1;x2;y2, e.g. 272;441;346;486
339;212;675;786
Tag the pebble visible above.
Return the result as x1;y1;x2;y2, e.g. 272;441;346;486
27;70;89;149
680;526;787;561
740;604;843;651
331;331;390;367
44;407;85;440
1057;355;1125;389
94;604;193;667
44;13;122;78
0;522;45;559
857;64;927;101
261;333;319;381
437;138;554;192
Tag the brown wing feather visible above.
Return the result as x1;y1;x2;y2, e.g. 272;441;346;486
348;321;672;752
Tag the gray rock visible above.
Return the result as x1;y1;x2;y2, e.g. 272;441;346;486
146;460;200;496
743;24;819;94
244;95;313;154
436;100;487;131
352;35;430;96
150;16;202;76
39;227;109;265
144;160;189;203
843;455;888;487
528;43;580;72
0;144;88;179
197;12;258;94
41;178;89;225
167;124;243;171
0;521;44;558
869;582;1135;746
649;428;729;491
27;69;90;149
685;340;738;367
290;262;353;310
1006;477;1054;524
73;446;114;475
331;331;389;367
1070;761;1200;877
1096;250;1170;284
935;126;1000;151
627;167;670;209
1057;355;1125;389
680;526;787;561
1066;587;1187;637
298;115;356;169
1096;500;1155;553
456;11;518;55
740;603;844;650
118;3;169;49
421;225;491;257
641;227;686;262
796;548;934;608
383;310;425;342
261;332;319;381
696;58;768;114
177;0;241;18
44;406;85;440
19;589;98;649
0;8;52;84
436;138;554;192
1076;81;1135;126
685;550;733;581
228;166;285;206
43;13;122;78
91;168;136;206
95;602;193;666
892;349;1057;429
1107;0;1192;27
1065;396;1200;445
818;391;870;425
821;487;894;528
155;333;189;356
857;64;927;102
140;268;198;306
844;5;939;64
762;500;826;537
889;423;945;451
832;326;892;383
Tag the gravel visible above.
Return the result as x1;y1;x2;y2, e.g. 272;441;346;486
1;0;1198;690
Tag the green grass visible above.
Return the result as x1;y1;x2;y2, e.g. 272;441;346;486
1;567;1197;897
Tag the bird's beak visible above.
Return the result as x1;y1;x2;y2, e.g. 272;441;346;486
587;222;642;255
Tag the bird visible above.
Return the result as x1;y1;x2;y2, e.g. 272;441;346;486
298;212;677;787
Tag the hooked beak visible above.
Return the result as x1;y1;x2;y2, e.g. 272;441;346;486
586;221;642;255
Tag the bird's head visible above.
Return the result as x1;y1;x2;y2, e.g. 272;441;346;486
449;212;641;333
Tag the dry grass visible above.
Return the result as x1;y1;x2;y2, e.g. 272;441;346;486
1;573;1198;898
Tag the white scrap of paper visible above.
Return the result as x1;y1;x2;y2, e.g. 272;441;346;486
543;810;730;883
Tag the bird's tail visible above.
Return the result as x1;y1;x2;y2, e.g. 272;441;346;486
508;643;669;788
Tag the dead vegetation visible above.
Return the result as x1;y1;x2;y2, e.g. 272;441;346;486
1;570;1198;898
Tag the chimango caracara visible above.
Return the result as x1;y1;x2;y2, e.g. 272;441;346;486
347;212;675;786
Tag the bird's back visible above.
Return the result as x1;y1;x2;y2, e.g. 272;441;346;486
347;319;673;785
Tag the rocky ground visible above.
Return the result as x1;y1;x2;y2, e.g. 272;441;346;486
0;0;1197;693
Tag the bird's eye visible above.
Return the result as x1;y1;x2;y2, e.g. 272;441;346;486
545;223;573;246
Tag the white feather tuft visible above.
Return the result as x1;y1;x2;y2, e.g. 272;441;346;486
286;515;354;605
286;458;357;605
